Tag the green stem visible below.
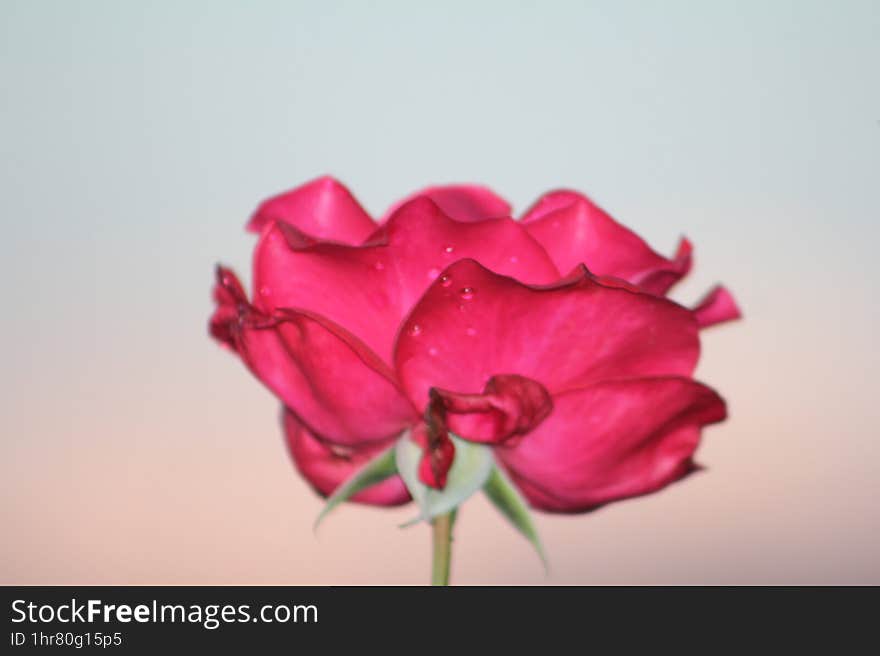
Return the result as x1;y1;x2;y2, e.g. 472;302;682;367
431;512;453;586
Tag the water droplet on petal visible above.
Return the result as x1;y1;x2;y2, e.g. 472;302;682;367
459;287;475;300
427;267;440;280
439;274;452;287
443;245;455;254
408;323;422;337
329;444;355;459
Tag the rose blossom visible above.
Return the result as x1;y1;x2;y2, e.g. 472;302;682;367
210;176;740;513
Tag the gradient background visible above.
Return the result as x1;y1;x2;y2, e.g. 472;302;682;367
2;1;878;584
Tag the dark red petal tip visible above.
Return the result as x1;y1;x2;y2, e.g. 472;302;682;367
434;374;553;444
209;265;251;350
417;433;456;490
412;419;455;490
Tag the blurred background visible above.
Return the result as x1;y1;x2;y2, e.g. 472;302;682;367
2;0;877;584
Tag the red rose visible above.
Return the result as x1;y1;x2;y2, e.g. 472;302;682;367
211;176;739;514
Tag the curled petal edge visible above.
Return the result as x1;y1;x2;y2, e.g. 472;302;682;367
693;285;742;329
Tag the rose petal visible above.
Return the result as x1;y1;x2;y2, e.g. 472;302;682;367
254;196;559;363
283;410;410;506
240;311;418;446
433;374;553;444
211;268;417;445
210;265;248;350
693;285;742;329
637;237;693;296
412;420;456;490
395;259;699;409
381;184;512;223
521;190;692;294
497;377;727;513
246;175;376;244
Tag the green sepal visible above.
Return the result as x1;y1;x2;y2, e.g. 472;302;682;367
483;465;548;571
314;444;398;530
396;433;493;524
